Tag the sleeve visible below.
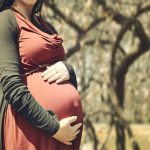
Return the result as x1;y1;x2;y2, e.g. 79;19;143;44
0;10;60;136
62;61;78;89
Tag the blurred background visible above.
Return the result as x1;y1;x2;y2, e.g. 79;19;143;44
42;0;150;150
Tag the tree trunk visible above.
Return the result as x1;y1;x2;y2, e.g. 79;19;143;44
115;122;126;150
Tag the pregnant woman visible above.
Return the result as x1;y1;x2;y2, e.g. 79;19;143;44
0;0;83;150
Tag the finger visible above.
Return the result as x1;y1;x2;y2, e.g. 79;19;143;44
62;70;70;80
64;141;72;145
41;66;56;76
56;76;68;84
46;65;56;69
41;67;55;76
74;130;80;136
46;61;65;73
70;136;77;141
54;62;68;73
48;73;62;83
72;123;82;131
42;70;57;80
67;116;77;124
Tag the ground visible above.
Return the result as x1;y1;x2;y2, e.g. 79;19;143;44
81;124;150;150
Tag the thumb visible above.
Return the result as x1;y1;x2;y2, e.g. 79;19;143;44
46;66;50;69
67;116;77;124
56;76;67;84
56;78;63;84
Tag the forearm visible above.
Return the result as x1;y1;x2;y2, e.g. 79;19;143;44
0;69;60;136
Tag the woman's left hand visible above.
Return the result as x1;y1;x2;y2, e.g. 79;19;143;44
41;61;70;84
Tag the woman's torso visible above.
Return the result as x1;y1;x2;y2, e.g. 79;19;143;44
3;7;84;150
11;7;83;120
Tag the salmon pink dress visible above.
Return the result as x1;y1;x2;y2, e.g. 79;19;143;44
3;7;83;150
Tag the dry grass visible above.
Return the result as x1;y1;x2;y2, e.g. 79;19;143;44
81;124;150;150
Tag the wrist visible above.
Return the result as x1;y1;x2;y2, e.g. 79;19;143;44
47;110;60;137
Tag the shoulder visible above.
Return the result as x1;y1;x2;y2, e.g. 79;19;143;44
0;8;18;34
0;8;12;22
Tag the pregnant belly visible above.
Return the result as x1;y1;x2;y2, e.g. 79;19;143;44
23;71;83;120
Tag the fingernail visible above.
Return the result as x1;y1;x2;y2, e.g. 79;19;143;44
56;81;59;84
74;116;77;119
48;79;52;82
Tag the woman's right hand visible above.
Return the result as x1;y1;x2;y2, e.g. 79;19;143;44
52;116;82;145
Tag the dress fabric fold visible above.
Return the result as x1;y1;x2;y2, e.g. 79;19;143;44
3;7;83;150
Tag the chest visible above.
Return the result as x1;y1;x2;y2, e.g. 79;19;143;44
15;17;65;67
19;27;65;64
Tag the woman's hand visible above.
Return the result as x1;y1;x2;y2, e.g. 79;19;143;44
52;116;82;145
41;61;70;84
